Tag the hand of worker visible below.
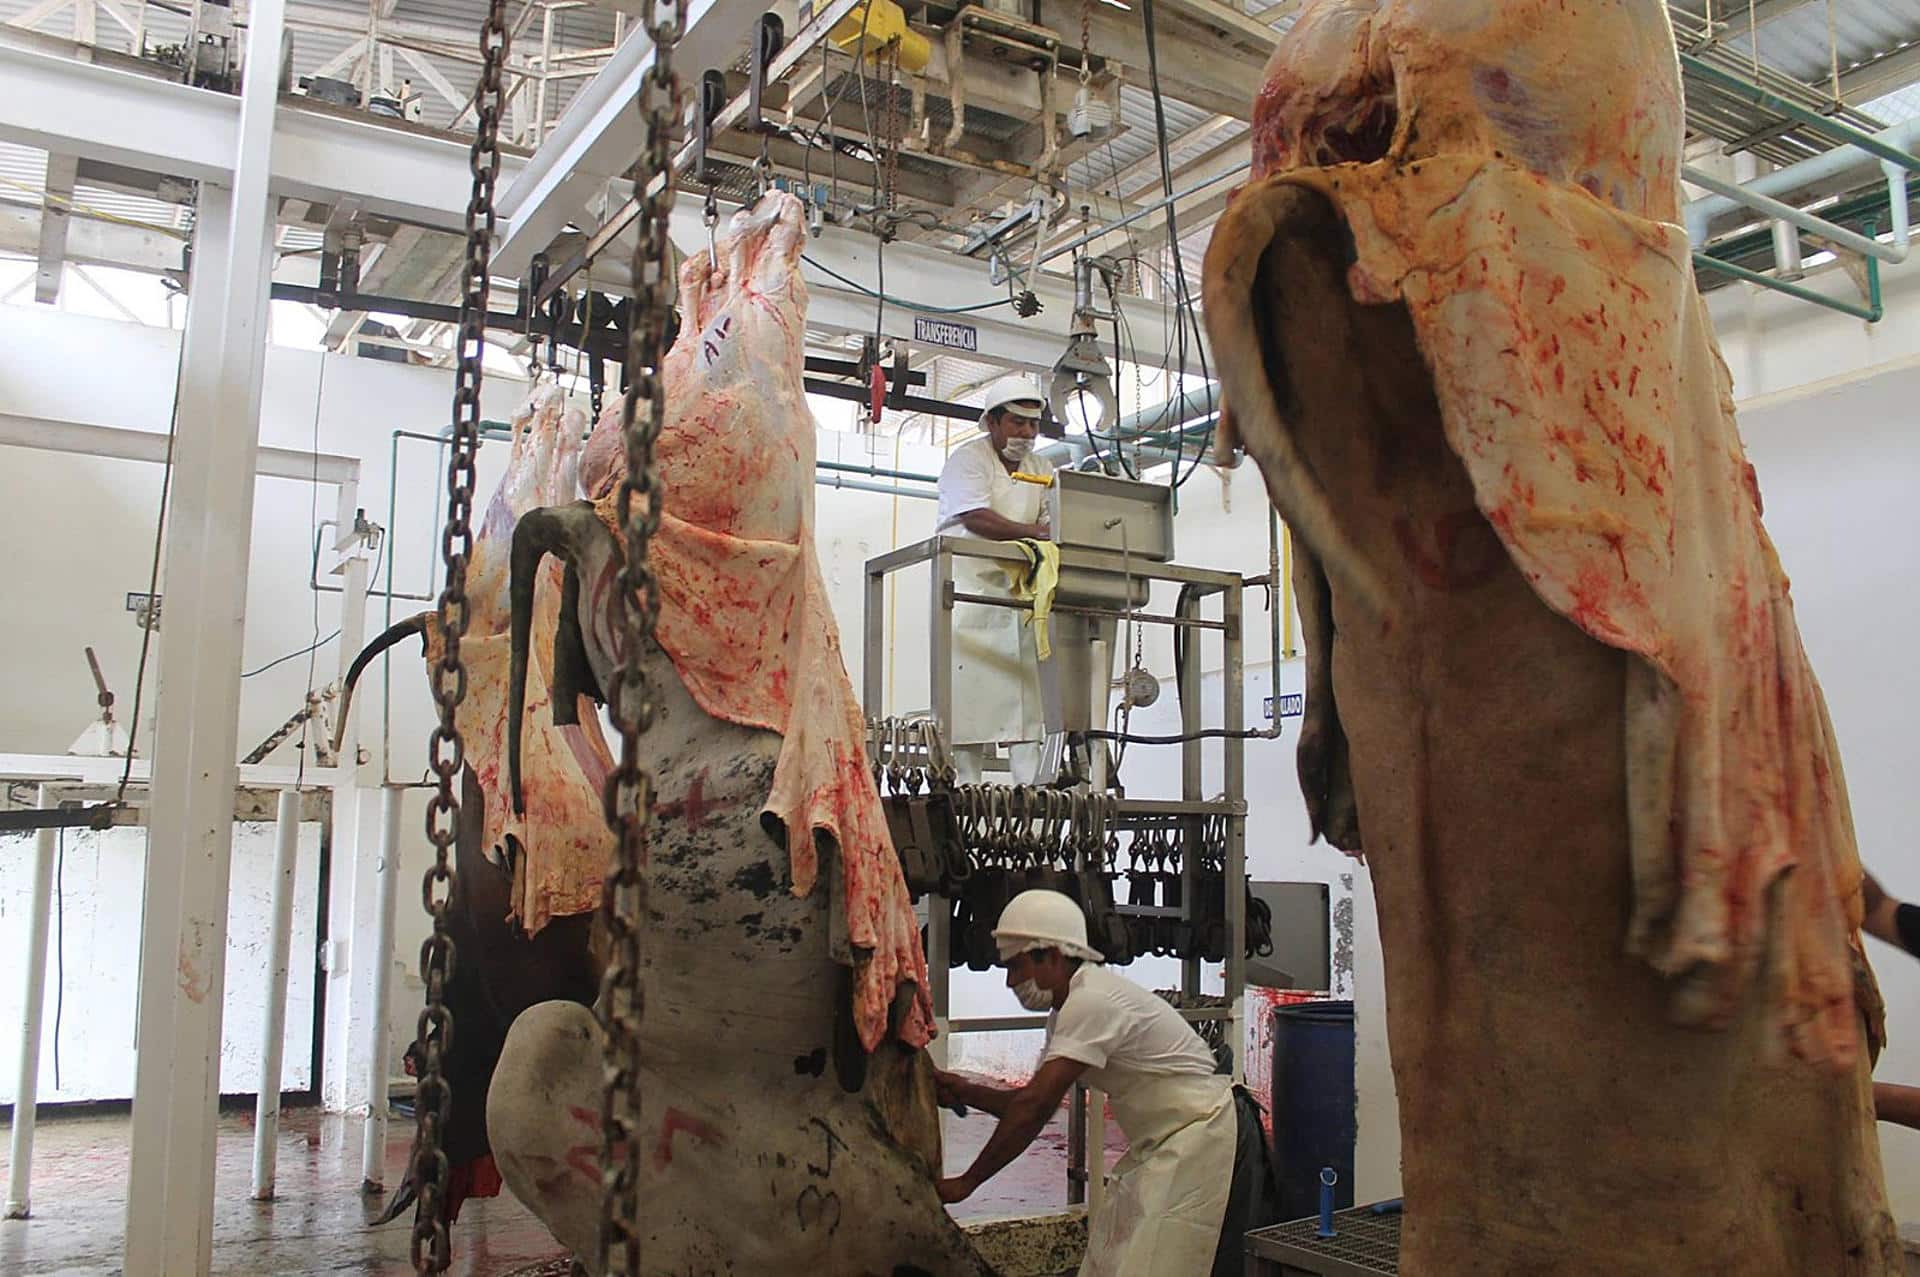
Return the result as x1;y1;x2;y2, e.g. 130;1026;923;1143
935;1174;976;1205
931;1066;964;1108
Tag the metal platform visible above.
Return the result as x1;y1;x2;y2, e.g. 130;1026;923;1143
1245;1205;1402;1277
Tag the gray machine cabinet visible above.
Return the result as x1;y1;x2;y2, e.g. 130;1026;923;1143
1047;469;1175;564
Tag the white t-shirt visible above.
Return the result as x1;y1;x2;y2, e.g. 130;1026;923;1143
935;434;1053;536
1041;964;1217;1092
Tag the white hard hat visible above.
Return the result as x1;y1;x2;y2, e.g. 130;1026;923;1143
993;889;1104;963
980;373;1046;423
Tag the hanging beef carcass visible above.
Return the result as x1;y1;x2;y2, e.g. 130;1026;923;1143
338;387;612;1223
491;193;991;1273
1202;0;1900;1270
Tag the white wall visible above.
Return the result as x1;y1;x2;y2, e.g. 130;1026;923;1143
0;301;964;1109
1732;361;1920;1220
0;821;321;1103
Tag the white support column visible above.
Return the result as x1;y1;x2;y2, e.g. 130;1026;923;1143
359;785;403;1190
4;785;59;1221
250;789;302;1201
122;0;284;1267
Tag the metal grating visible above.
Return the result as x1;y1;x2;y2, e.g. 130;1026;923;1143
1247;1206;1402;1276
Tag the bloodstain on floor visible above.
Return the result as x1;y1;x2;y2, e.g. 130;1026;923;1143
0;1107;563;1275
941;1090;1132;1223
0;1101;1099;1272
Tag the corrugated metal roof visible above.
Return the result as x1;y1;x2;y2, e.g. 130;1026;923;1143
1674;0;1920;92
1863;81;1920;122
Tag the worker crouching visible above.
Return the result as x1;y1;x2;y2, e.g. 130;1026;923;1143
934;889;1276;1275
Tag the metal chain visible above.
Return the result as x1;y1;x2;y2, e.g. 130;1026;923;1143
882;42;902;219
410;0;509;1269
1079;0;1093;85
598;0;684;1268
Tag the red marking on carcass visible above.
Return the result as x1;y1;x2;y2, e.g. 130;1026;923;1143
652;770;731;830
1392;510;1506;593
654;1107;723;1169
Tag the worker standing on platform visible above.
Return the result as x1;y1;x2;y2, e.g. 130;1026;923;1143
935;374;1058;784
934;890;1268;1276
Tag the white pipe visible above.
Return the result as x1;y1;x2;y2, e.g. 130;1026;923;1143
359;785;403;1191
5;785;59;1220
251;788;302;1201
1886;162;1911;253
1686;118;1920;227
1772;218;1805;281
1683;165;1908;264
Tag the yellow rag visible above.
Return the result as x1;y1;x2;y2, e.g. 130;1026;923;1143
1009;538;1061;660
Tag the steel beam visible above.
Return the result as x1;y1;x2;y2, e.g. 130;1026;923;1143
0;412;359;484
1080;2;1268;120
0;43;528;232
34;152;76;304
491;0;769;274
0;198;183;274
122;0;284;1267
0;753;340;787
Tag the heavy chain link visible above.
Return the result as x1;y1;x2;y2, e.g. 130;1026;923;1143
1079;0;1093;85
597;0;684;1269
410;0;509;1270
882;43;902;220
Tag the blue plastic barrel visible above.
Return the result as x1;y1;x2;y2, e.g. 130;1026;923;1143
1271;999;1356;1220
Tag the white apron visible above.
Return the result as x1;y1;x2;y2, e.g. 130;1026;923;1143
947;457;1049;750
1081;1071;1237;1277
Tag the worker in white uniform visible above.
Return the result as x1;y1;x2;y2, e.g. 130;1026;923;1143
935;374;1057;785
933;890;1269;1276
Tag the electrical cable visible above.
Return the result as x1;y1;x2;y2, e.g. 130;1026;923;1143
118;265;193;806
1079;726;1272;745
1136;0;1216;491
244;630;342;679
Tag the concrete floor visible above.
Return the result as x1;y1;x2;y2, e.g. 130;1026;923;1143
0;1099;1118;1274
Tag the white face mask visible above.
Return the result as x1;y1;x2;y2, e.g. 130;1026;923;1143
999;435;1033;465
1012;978;1055;1011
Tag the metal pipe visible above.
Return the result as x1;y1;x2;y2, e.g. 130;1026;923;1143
1264;507;1283;737
817;473;938;500
1694;252;1882;322
817;458;942;484
1684;166;1907;264
5;784;58;1220
359;785;403;1192
1885;163;1911;255
1771;218;1805;281
1280;519;1294;659
250;789;302;1201
1679;56;1920;176
1040;162;1252;266
1685;118;1920;231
